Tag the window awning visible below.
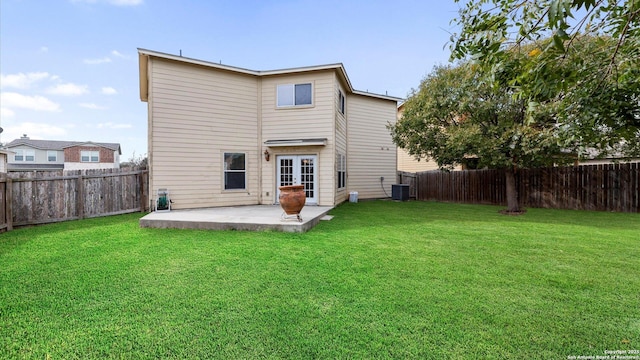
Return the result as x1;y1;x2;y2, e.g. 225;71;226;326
264;138;327;147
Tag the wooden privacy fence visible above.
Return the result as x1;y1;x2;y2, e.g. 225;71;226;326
0;168;148;232
399;162;639;212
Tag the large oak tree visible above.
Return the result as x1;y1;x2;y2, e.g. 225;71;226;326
391;1;639;213
390;52;571;213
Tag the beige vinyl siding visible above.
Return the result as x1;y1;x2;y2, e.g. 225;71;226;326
0;153;7;173
397;148;442;172
261;71;336;206
261;72;334;141
149;58;259;209
347;94;397;199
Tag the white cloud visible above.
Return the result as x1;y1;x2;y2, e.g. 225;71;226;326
111;50;128;59
84;50;128;66
1;107;16;118
101;86;118;95
0;92;61;112
0;72;51;89
47;83;89;96
40;46;49;53
2;122;68;141
83;57;112;65
97;122;132;129
79;103;107;110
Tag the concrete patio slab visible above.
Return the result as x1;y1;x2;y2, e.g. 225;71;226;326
139;205;333;233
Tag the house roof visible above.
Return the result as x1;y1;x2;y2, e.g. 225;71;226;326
6;139;122;154
138;48;402;103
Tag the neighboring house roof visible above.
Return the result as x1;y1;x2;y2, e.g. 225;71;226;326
6;139;122;154
138;48;402;103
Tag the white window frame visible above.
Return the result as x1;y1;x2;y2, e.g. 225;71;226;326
338;90;345;115
47;151;57;162
81;150;99;163
223;152;246;190
14;149;35;162
337;153;346;189
277;83;313;108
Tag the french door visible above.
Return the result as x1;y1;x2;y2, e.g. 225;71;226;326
277;155;317;204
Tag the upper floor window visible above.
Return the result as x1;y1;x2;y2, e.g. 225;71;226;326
47;151;57;162
81;151;99;162
277;83;312;107
14;149;35;162
338;90;345;114
224;152;246;190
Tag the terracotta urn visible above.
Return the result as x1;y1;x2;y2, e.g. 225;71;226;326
279;185;306;215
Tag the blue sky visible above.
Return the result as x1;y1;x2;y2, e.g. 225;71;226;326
0;0;461;160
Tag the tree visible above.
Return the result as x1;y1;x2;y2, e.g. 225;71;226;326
389;54;571;213
450;0;640;159
121;151;148;169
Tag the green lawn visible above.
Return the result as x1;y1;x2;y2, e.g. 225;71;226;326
1;201;639;359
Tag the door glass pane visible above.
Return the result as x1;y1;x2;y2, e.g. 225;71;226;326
280;158;293;186
300;157;314;198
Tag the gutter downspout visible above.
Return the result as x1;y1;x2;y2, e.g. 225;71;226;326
257;77;263;205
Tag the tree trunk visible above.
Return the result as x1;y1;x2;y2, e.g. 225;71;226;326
504;169;520;213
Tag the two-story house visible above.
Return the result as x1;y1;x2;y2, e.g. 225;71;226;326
5;135;121;171
138;48;400;209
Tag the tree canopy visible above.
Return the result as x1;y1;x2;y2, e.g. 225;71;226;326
450;0;640;159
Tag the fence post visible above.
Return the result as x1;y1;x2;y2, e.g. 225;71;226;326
139;170;146;213
6;178;13;231
77;175;85;219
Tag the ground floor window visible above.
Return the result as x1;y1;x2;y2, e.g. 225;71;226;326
337;153;346;189
224;152;246;190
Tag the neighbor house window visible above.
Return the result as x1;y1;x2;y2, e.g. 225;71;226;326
81;151;99;162
337;153;346;189
47;151;57;162
338;90;345;114
224;152;246;190
14;149;35;162
14;150;24;162
277;83;312;107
